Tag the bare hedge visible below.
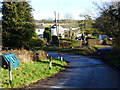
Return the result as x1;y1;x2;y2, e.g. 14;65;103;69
1;49;47;63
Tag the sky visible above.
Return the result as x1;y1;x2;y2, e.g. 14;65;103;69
30;0;113;20
0;0;115;20
30;0;98;20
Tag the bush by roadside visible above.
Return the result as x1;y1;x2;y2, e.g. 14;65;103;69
28;37;46;49
89;48;120;69
99;49;120;68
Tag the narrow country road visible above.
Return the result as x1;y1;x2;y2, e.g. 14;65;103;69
31;52;120;88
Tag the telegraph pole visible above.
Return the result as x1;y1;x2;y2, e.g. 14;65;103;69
54;11;60;46
54;11;57;24
54;11;58;36
58;13;60;37
58;13;60;46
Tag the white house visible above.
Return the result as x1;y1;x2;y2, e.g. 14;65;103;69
50;24;65;38
50;24;79;38
35;23;44;38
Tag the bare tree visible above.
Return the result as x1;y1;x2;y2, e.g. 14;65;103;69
93;0;120;49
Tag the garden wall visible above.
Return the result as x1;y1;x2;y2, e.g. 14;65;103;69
88;39;100;46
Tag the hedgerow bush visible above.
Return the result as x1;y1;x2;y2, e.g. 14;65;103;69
28;37;46;48
43;28;52;43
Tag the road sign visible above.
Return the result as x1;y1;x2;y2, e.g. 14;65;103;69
1;53;20;69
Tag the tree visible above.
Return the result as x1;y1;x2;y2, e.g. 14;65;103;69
2;1;36;49
64;13;79;39
78;14;99;37
93;1;120;48
43;27;52;43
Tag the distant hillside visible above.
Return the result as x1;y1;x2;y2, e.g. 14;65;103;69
35;19;79;24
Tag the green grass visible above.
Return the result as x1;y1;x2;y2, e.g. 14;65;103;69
41;46;97;56
0;59;67;88
44;23;68;28
93;45;111;48
36;23;60;28
44;23;54;28
42;47;63;52
91;36;99;39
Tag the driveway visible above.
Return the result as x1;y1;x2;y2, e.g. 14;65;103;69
31;52;120;88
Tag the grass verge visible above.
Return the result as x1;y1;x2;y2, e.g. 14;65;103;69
0;59;67;88
42;46;97;56
93;45;111;48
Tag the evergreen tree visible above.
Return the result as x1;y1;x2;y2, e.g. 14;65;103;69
43;27;52;43
2;1;36;49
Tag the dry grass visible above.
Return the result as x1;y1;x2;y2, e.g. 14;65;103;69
1;49;47;63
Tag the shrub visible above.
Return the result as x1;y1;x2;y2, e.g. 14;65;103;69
70;40;81;47
29;37;46;48
51;36;59;45
43;30;52;43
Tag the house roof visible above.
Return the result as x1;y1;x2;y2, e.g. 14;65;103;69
50;24;78;29
51;24;57;29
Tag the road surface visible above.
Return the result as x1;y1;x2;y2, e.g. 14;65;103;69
30;52;120;88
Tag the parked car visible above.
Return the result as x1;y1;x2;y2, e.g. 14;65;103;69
38;34;43;38
75;37;82;40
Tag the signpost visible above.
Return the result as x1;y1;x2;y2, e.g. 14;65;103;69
46;52;49;57
8;62;12;85
58;53;60;59
58;53;63;62
60;56;63;62
2;53;20;69
49;56;52;69
1;53;20;87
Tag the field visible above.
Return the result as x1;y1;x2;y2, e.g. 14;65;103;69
0;59;67;88
36;23;69;28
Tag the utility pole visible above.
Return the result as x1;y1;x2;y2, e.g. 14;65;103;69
54;11;58;36
54;11;57;24
54;11;60;46
58;13;60;37
58;13;60;46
